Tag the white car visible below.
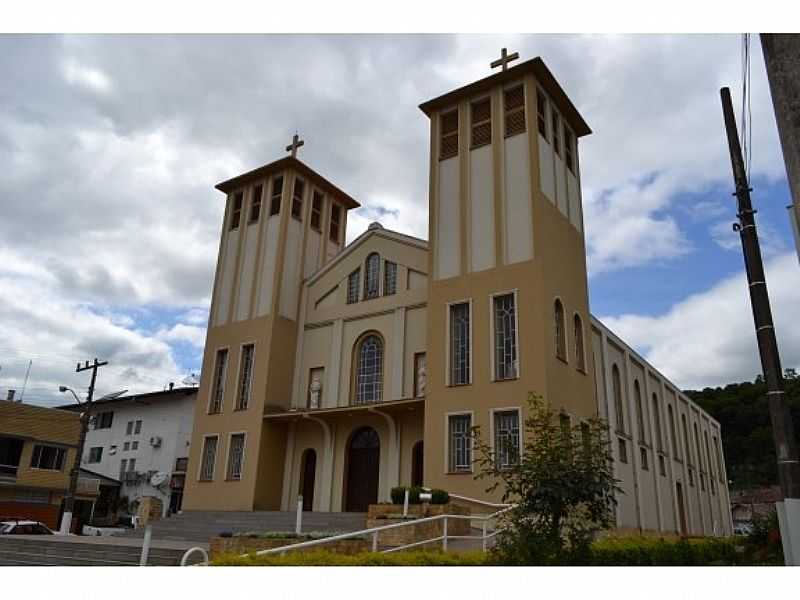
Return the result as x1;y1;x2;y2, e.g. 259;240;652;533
0;519;54;535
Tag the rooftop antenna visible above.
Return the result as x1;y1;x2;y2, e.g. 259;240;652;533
19;360;32;402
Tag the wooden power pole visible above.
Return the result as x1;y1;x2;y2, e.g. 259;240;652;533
720;86;800;565
59;358;107;534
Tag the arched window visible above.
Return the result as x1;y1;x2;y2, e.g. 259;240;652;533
554;299;567;361
573;313;585;371
364;253;381;300
354;334;383;404
634;380;645;443
612;364;625;433
652;394;664;452
668;404;678;457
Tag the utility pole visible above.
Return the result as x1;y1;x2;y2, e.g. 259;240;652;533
59;358;107;534
760;34;800;263
720;87;800;565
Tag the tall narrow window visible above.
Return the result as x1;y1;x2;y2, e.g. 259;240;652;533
682;414;692;465
354;334;383;404
250;184;262;223
471;97;491;149
230;191;243;230
565;128;576;173
119;459;127;481
310;191;323;231
493;293;517;380
449;302;471;385
573;314;585;372
383;261;397;296
209;348;228;414
227;433;246;481
270;176;283;216
612;364;625;434
634;380;645;443
653;394;664;452
694;423;704;472
199;436;218;481
714;435;724;482
536;90;548;139
559;414;572;447
494;410;520;469
504;85;525;137
554;299;567;361
125;421;133;435
291;178;304;220
134;420;142;435
448;414;472;472
88;447;103;464
668;404;678;458
347;269;360;304
364;253;380;299
439;109;459;160
329;204;341;243
236;344;254;411
552;111;561;156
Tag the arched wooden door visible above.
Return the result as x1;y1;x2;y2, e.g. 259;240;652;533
345;427;380;512
411;440;424;487
300;449;316;511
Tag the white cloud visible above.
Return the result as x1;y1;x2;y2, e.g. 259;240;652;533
62;59;112;94
156;323;207;349
599;252;800;389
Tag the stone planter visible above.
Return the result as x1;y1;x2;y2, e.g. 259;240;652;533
209;535;369;560
366;502;471;548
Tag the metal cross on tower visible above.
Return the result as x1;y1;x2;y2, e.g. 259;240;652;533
286;133;304;158
490;47;519;72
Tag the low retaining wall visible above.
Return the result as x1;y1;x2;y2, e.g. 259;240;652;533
210;536;369;559
366;503;471;547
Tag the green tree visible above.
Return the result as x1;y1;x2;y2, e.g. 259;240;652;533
473;392;621;565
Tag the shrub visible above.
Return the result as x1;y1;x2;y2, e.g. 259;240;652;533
430;489;450;504
579;536;740;566
408;486;423;504
390;486;407;505
212;549;491;566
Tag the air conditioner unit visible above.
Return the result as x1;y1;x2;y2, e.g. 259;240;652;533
149;436;162;448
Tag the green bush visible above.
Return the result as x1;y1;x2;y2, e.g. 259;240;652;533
390;487;407;505
212;549;491;566
430;489;450;504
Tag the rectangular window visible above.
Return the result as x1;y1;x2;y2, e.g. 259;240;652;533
132;441;138;451
536;90;547;139
269;175;283;216
470;97;491;149
175;457;188;472
640;446;649;471
209;349;228;414
552;111;561;156
119;459;127;481
494;410;520;469
227;434;246;481
236;344;255;411
199;436;218;481
311;191;323;231
565;128;575;173
346;269;360;304
448;414;472;472
123;442;130;451
230;191;243;230
659;455;666;477
126;421;133;436
449;302;471;385
493;293;518;380
30;445;65;471
291;178;305;220
250;184;262;223
128;458;136;472
383;261;397;296
134;420;142;435
88;447;103;464
439;109;459;160
329;204;341;243
618;438;627;464
714;436;724;482
504;85;525;137
95;411;113;429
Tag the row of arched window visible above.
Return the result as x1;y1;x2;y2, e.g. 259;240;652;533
553;298;586;372
347;253;397;305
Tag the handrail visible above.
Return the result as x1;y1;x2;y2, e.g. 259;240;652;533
180;546;209;566
447;493;512;510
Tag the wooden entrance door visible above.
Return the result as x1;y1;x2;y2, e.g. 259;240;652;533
345;427;380;512
676;481;688;536
411;441;424;487
300;449;316;511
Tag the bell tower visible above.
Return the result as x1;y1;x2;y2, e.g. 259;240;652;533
419;53;596;499
184;139;360;511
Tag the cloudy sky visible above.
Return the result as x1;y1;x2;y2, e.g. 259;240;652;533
1;33;798;407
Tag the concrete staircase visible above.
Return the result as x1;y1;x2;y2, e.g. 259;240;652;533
115;511;368;543
0;536;189;566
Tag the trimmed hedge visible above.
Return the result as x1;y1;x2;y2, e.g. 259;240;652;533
389;486;450;505
212;549;490;566
583;537;740;566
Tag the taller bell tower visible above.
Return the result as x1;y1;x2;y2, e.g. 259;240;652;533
420;53;596;500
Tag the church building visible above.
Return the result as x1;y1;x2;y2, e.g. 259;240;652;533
182;53;733;537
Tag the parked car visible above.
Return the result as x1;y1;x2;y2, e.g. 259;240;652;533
0;519;54;535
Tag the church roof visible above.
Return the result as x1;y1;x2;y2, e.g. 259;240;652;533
215;156;361;209
419;56;592;138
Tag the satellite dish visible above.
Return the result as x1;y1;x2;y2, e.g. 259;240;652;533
150;472;169;487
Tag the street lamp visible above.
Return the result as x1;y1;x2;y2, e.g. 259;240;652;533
58;385;90;535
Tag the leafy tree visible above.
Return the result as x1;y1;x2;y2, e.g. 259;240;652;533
472;392;621;565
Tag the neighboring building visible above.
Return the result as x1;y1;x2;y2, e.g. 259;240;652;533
0;399;99;530
182;54;733;537
730;485;782;534
59;386;196;518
